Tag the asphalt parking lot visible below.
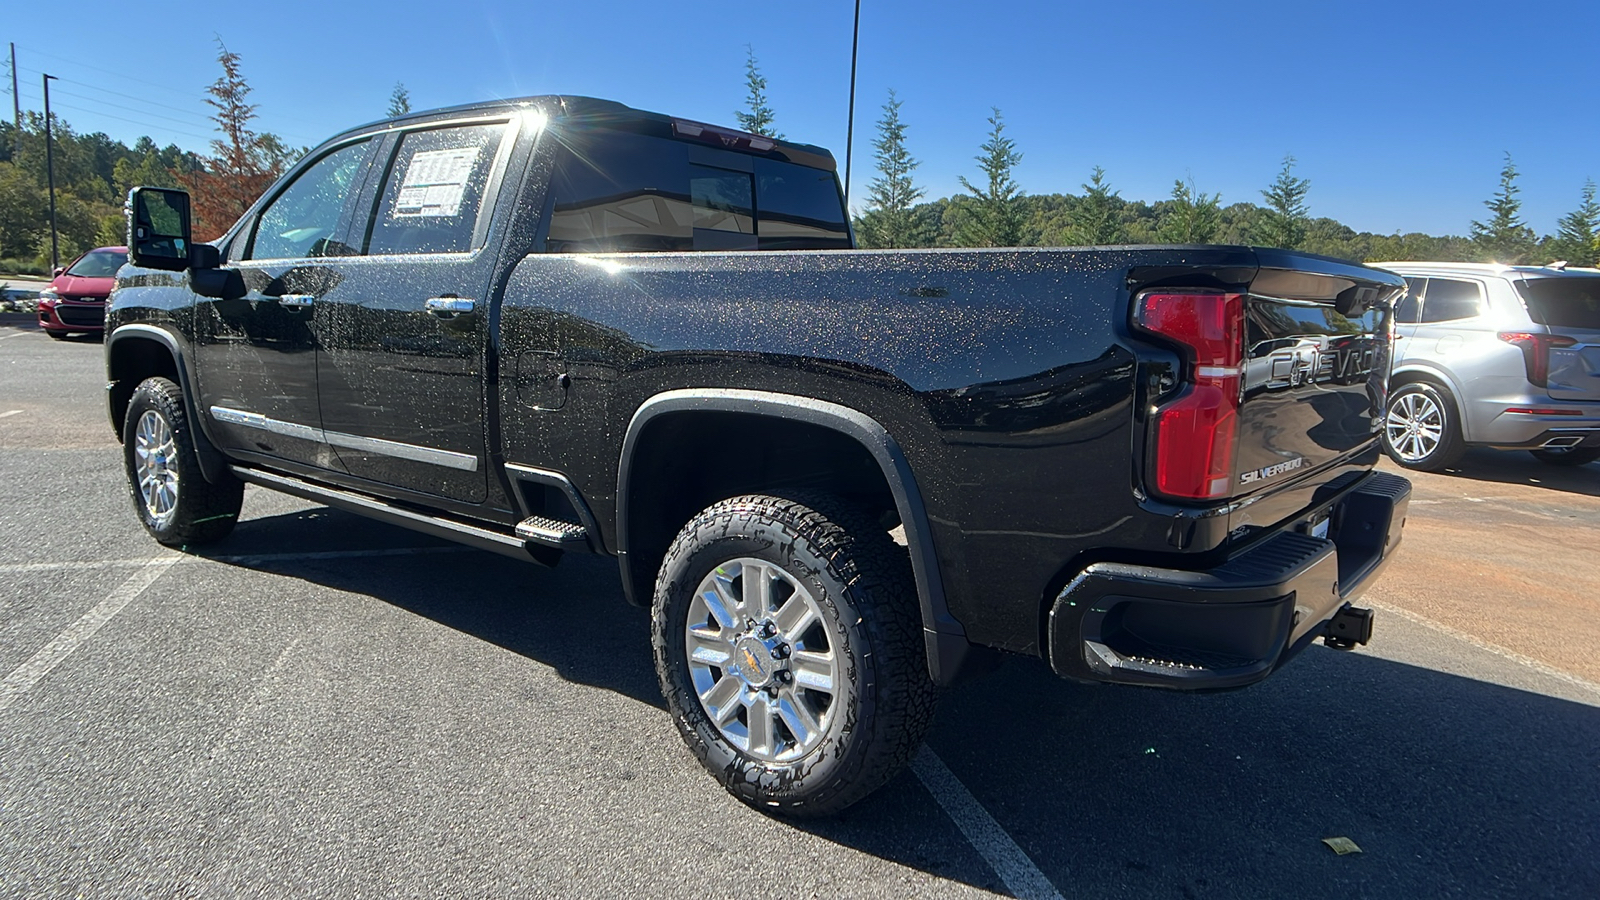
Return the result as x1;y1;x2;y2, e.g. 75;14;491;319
2;315;1597;899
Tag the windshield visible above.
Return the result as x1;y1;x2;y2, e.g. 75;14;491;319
64;249;129;278
1516;275;1600;330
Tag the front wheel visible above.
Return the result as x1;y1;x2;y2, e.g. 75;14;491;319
1529;446;1600;466
652;493;937;817
122;376;244;546
1383;381;1466;472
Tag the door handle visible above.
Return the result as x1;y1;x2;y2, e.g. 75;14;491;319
425;297;476;315
277;294;314;308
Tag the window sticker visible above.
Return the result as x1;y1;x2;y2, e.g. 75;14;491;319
394;147;480;217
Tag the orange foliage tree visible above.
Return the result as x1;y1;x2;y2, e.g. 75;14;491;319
181;40;289;240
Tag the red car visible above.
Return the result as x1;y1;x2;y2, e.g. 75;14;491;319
37;246;128;339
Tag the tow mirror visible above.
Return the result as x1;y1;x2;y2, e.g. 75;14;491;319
127;187;193;271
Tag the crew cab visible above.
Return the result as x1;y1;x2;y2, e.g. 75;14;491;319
108;95;1410;815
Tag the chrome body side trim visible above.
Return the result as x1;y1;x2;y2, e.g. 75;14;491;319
208;405;480;472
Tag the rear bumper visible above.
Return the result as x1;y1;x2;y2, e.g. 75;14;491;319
1047;470;1410;689
1472;402;1600;448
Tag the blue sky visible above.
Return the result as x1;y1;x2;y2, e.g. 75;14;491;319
6;0;1597;236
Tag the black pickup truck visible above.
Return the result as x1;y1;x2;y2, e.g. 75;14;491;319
109;95;1410;815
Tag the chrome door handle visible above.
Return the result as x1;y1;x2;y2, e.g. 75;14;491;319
277;294;314;308
425;297;476;314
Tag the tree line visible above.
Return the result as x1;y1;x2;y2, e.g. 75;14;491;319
0;40;303;274
3;45;1594;275
736;49;1599;267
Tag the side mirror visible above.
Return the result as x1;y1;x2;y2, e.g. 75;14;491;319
52;267;65;277
126;187;193;272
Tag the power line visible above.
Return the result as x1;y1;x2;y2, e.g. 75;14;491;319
35;73;217;123
44;102;216;144
52;89;216;133
13;56;320;146
13;43;204;102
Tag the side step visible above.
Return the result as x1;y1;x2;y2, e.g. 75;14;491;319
229;466;558;566
515;514;589;548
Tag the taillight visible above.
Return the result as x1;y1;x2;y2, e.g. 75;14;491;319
1498;332;1577;387
1136;292;1245;500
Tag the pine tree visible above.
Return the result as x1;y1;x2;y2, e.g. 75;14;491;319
1157;176;1221;243
955;108;1024;247
1470;152;1536;264
856;90;927;249
1067;166;1124;245
1256;154;1311;249
1548;179;1600;267
387;82;412;118
181;39;283;239
734;46;781;139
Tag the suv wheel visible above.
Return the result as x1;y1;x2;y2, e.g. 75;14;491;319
123;376;244;546
1529;446;1600;467
651;493;936;817
1383;381;1466;472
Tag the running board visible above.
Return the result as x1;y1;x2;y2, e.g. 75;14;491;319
229;466;559;566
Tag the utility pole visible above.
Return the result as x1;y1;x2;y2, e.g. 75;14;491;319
843;0;861;210
43;73;59;271
8;44;18;152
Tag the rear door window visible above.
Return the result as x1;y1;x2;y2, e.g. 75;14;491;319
1516;276;1600;330
1418;278;1483;322
364;122;508;256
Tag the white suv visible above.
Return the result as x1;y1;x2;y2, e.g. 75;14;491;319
1373;262;1600;471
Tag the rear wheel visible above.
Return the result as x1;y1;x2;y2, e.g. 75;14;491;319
652;493;936;817
1529;446;1600;466
1383;381;1466;472
122;376;244;546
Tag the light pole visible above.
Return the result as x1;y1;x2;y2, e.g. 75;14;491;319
843;0;861;210
42;73;60;271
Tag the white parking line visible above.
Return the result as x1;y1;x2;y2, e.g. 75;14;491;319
1367;599;1600;699
0;409;23;418
913;747;1065;900
0;332;35;340
0;556;179;713
0;546;472;575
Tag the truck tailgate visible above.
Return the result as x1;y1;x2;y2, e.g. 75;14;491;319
1230;254;1402;514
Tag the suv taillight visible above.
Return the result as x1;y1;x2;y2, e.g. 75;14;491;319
1136;292;1245;500
1498;332;1576;387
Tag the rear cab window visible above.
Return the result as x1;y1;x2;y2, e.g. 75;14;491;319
1516;275;1600;330
542;130;848;253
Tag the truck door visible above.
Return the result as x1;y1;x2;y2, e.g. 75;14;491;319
196;137;378;471
314;118;520;504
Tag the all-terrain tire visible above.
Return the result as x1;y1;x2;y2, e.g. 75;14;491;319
651;493;937;817
1383;380;1467;472
122;376;244;546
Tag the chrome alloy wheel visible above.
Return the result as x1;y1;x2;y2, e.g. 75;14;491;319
133;409;180;527
1386;391;1445;463
685;558;838;763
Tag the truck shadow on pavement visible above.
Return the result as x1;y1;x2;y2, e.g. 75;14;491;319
201;506;1600;899
1433;446;1600;497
